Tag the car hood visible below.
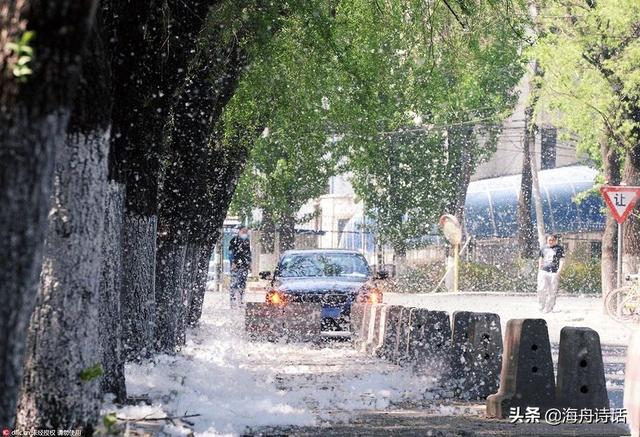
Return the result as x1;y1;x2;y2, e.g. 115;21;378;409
273;277;367;294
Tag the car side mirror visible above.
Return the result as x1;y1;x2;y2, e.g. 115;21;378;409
259;271;272;280
374;270;389;280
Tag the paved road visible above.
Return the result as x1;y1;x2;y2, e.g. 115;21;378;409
251;414;628;436
245;341;627;436
244;291;629;406
228;291;632;435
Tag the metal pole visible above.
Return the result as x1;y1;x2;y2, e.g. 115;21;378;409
617;222;623;288
453;243;460;293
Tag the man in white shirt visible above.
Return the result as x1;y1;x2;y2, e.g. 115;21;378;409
537;234;565;313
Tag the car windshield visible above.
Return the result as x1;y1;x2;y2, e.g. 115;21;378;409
277;253;370;278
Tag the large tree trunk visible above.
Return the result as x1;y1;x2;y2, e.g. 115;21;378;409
188;243;215;327
260;212;276;254
279;214;297;252
601;137;621;299
108;0;217;358
517;116;536;258
104;0;157;360
156;3;300;331
154;13;250;342
16;27;111;430
155;230;187;352
17;129;109;433
524;61;546;248
99;181;127;401
0;1;98;425
176;242;204;345
120;213;158;358
529;123;546;248
182;138;249;325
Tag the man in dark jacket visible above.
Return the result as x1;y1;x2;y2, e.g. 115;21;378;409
228;225;251;307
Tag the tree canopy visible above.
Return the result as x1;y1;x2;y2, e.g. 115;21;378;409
230;0;527;252
532;0;640;166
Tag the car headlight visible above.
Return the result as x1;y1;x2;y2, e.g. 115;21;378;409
266;290;286;305
357;288;382;304
368;291;381;304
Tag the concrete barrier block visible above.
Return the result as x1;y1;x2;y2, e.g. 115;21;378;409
451;311;502;400
486;319;555;418
354;303;372;349
376;305;403;360
408;309;452;375
372;305;393;356
556;326;608;410
364;304;384;353
350;302;367;339
283;303;322;342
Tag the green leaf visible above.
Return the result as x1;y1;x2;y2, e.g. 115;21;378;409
20;30;35;44
103;412;118;428
79;363;103;382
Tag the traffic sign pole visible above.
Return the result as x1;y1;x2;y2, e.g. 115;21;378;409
617;222;623;288
453;242;459;293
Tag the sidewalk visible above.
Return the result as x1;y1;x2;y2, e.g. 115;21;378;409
251;411;628;436
385;292;634;346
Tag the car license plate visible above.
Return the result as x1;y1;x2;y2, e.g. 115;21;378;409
322;306;341;318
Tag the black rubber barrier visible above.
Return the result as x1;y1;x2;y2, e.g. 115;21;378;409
451;311;503;400
451;310;473;383
406;308;429;365
556;326;609;410
393;306;414;365
407;309;452;375
486;318;555;418
376;305;403;360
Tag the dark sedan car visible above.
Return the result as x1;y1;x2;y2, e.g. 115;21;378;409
260;249;386;335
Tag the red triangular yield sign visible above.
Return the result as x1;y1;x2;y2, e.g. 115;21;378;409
600;186;640;224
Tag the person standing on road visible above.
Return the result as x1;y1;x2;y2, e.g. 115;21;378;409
537;234;565;313
228;225;252;308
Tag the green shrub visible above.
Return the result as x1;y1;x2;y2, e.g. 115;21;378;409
391;262;445;293
459;260;536;292
390;257;601;294
559;259;601;294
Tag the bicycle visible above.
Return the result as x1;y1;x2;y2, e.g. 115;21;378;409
605;273;640;323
